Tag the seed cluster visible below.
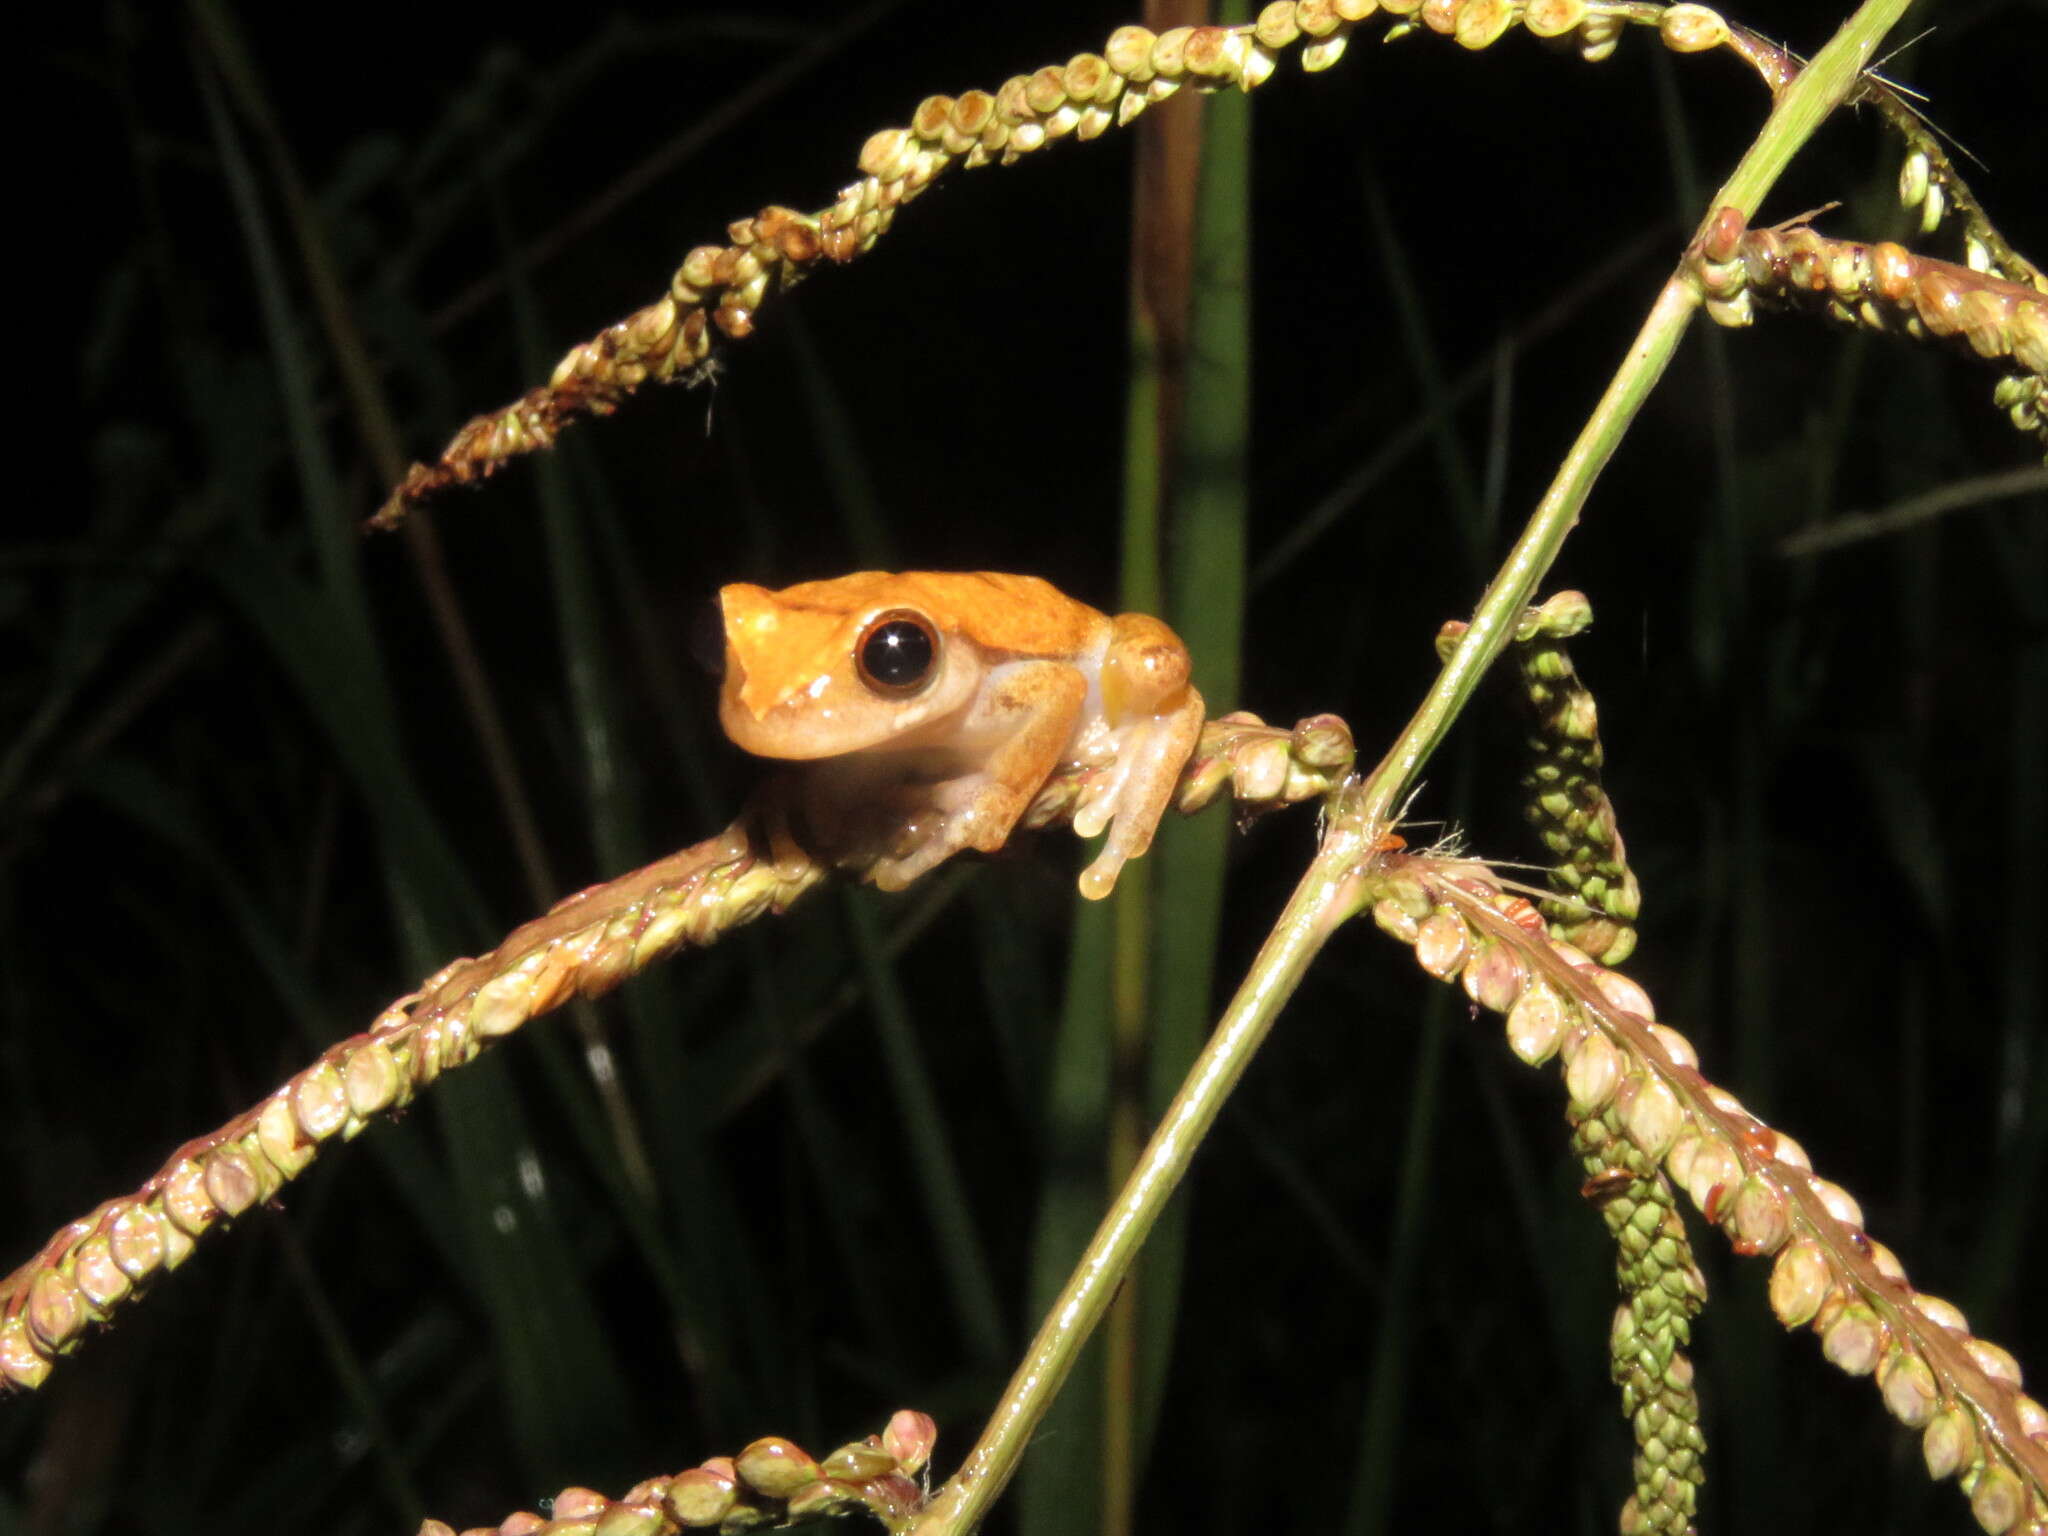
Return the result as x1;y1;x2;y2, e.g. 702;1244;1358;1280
372;0;1999;529
1573;1108;1707;1536
0;827;823;1392
1439;591;1640;964
1889;142;2045;298
1;711;1350;1394
1369;853;2048;1533
1440;591;1679;1524
1692;208;2048;451
418;1411;939;1536
1029;708;1354;831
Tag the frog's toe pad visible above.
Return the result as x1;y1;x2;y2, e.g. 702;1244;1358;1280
1076;848;1127;900
1071;791;1117;841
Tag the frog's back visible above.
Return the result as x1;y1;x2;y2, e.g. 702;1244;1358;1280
772;570;1105;657
908;571;1104;655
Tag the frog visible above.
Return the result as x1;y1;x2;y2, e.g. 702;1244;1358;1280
716;571;1206;898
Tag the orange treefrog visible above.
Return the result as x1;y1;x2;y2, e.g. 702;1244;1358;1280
716;571;1205;898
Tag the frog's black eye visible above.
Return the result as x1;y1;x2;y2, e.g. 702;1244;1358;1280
856;610;939;696
690;595;728;680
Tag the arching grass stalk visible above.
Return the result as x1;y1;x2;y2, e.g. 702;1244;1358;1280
912;2;1911;1531
1357;0;1911;828
911;810;1375;1536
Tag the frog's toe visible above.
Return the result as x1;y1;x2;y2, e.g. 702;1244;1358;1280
870;806;992;887
1071;791;1116;840
870;840;950;890
1071;763;1136;841
1076;846;1128;901
946;792;1027;854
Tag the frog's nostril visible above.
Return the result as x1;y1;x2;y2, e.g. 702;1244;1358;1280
690;595;727;679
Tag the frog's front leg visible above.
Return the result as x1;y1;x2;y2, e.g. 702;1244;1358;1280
1071;613;1206;900
866;660;1088;891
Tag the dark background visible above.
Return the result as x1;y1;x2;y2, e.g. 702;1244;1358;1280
8;2;2045;1533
